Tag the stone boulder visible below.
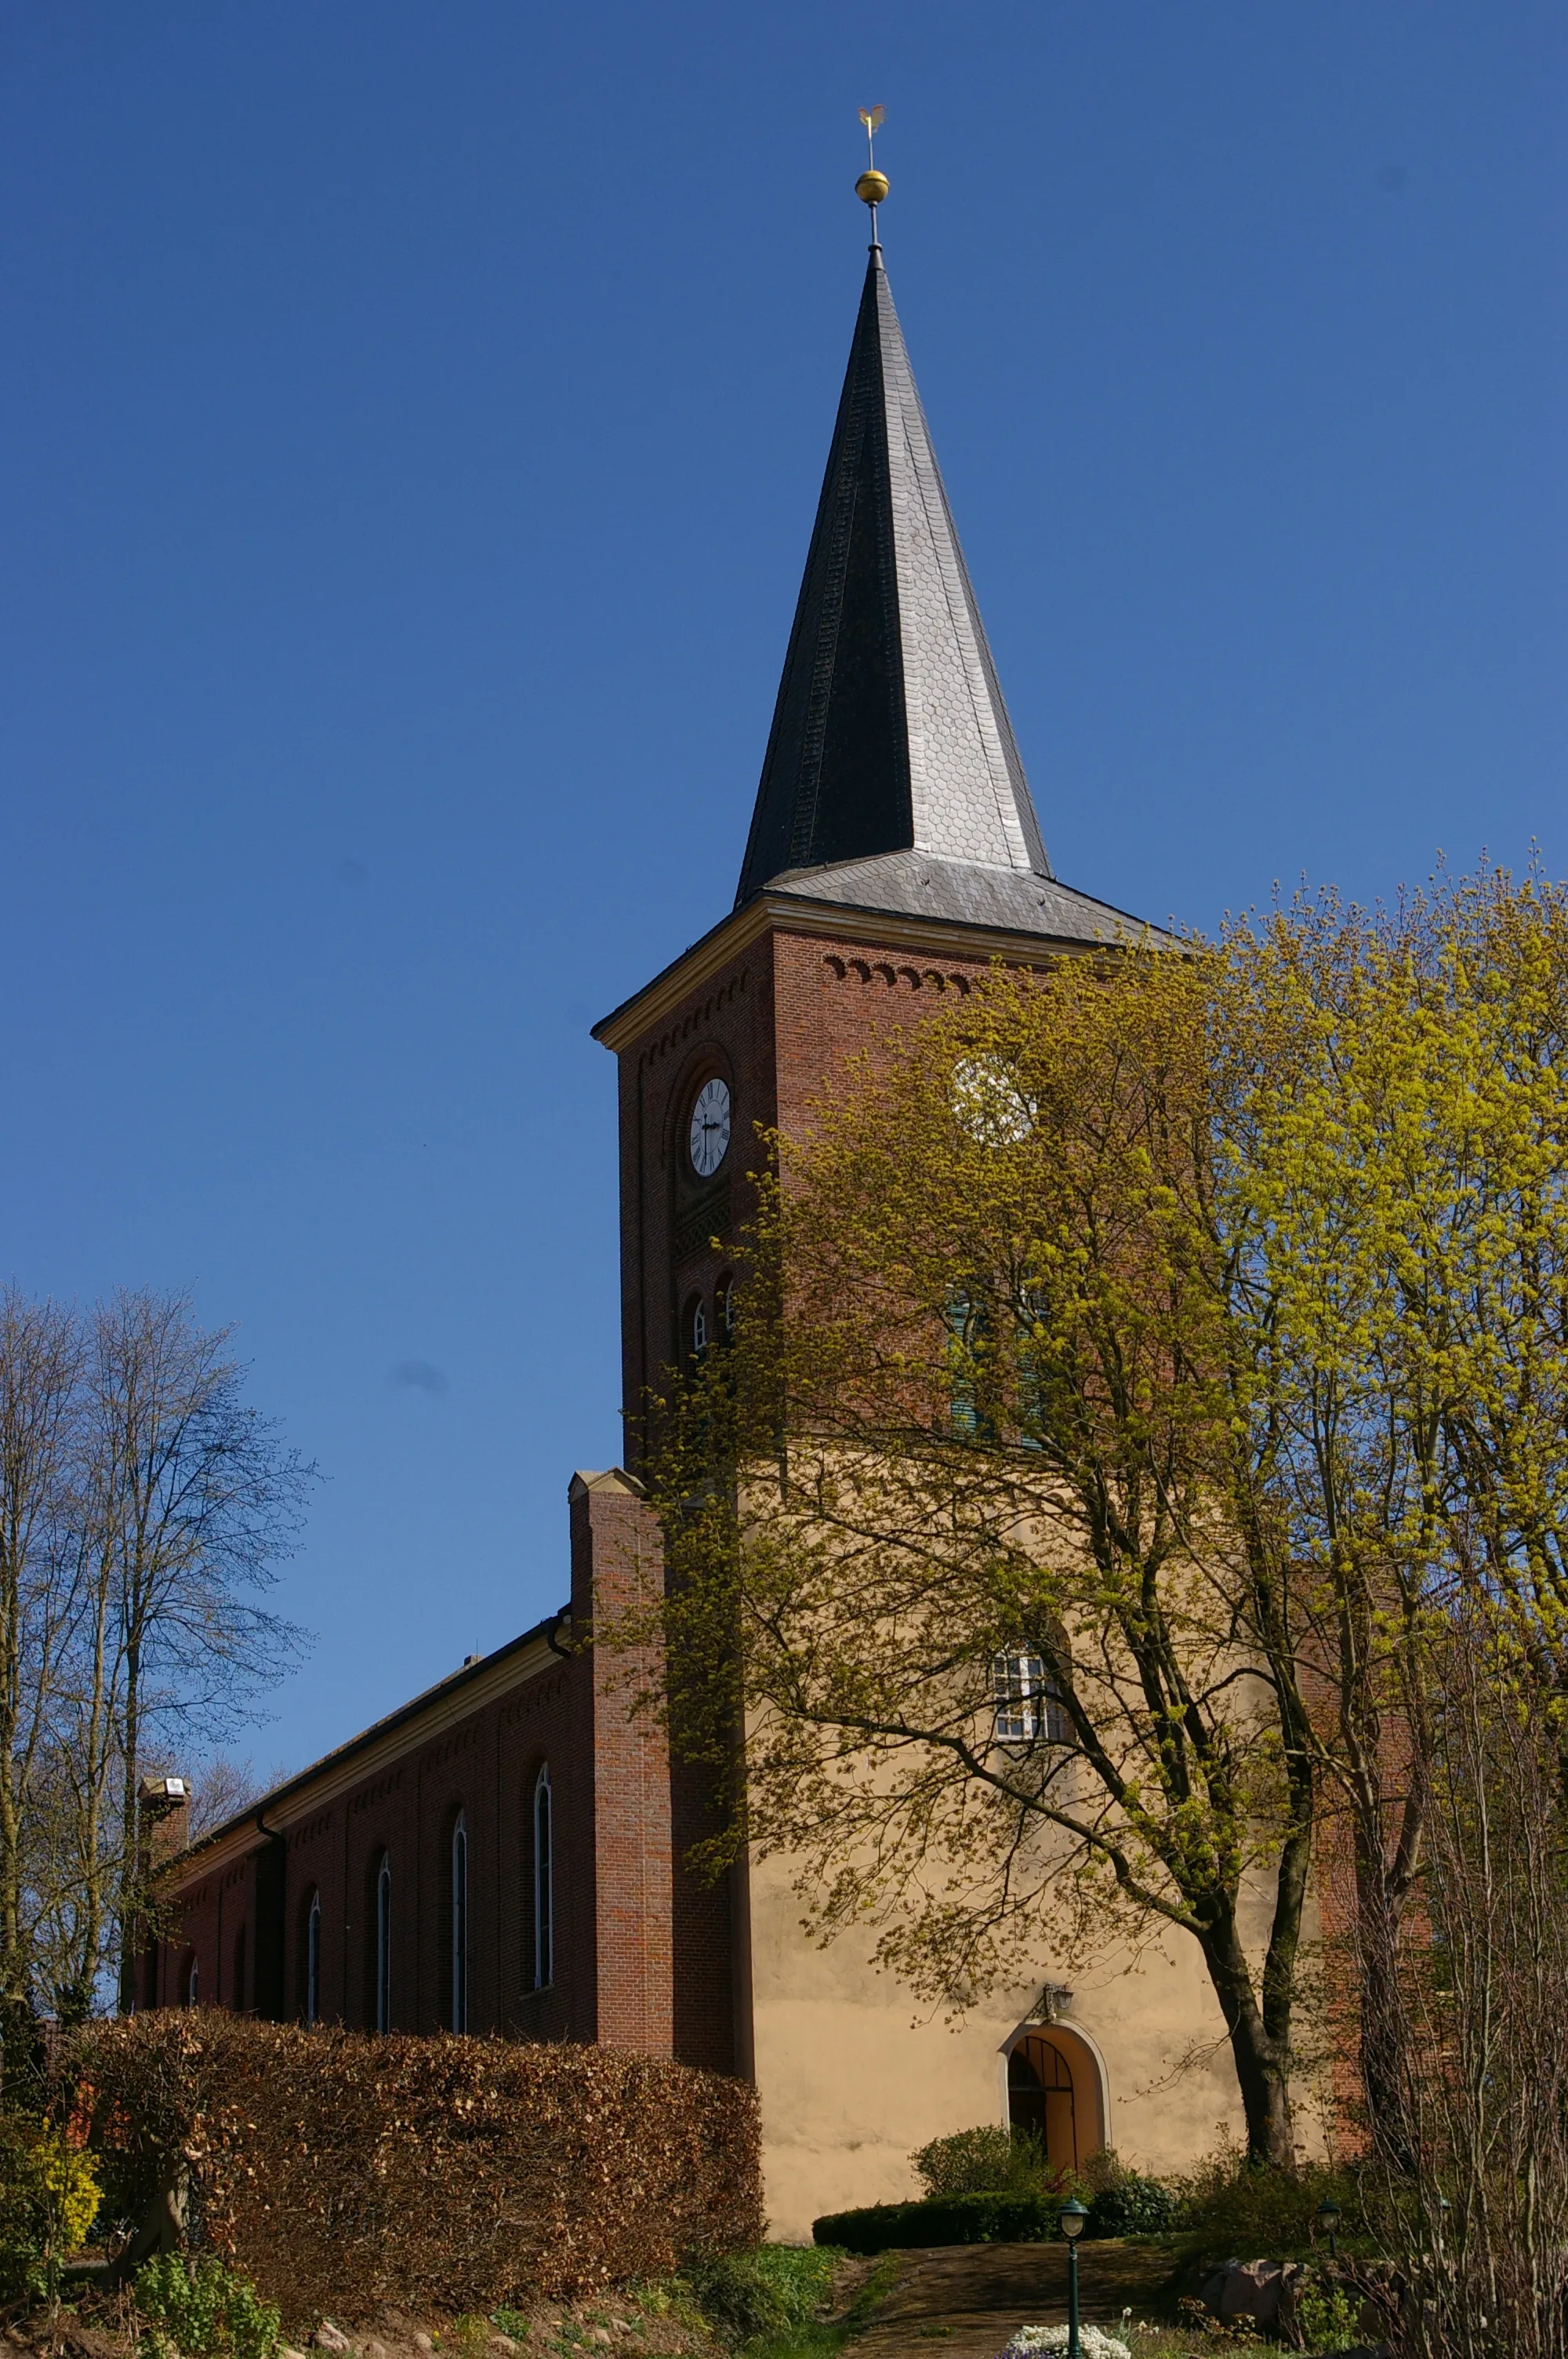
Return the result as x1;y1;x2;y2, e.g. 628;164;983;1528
1196;2259;1301;2325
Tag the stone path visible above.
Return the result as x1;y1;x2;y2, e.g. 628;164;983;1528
849;2243;1175;2359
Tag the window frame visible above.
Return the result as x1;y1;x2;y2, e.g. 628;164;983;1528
532;1765;554;1993
450;1811;469;2034
374;1853;392;2034
946;1291;996;1439
991;1648;1068;1746
305;1889;321;2026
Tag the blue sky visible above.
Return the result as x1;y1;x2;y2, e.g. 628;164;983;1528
2;2;1563;1785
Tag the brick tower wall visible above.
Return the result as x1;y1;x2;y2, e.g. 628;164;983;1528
569;1469;673;2055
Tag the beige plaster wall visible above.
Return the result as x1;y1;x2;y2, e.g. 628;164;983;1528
747;1849;1255;2243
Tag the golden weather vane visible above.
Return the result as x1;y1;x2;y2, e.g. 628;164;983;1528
855;105;889;219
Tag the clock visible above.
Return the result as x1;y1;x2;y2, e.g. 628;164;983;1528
688;1077;731;1178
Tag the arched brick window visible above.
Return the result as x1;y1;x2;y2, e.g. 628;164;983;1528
450;1812;469;2033
303;1889;321;2026
532;1765;554;1993
375;1854;391;2034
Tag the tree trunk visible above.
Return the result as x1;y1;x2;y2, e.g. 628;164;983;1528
56;1557;112;2027
1353;1817;1417;2172
1200;1910;1296;2165
115;1633;143;2018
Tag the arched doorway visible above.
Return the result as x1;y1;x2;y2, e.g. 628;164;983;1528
1007;2031;1081;2172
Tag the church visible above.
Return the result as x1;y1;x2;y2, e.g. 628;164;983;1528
143;187;1265;2242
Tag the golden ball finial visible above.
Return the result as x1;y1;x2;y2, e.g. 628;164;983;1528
855;169;890;207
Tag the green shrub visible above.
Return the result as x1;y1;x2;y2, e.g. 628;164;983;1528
1062;2146;1174;2237
1073;2148;1126;2198
1294;2280;1363;2354
911;2125;1070;2202
1170;2141;1362;2265
0;2117;101;2303
1085;2174;1173;2237
812;2191;1058;2254
132;2252;282;2359
913;2128;1009;2198
489;2311;532;2343
682;2245;839;2346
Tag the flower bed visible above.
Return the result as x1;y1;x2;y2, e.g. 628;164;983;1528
1000;2328;1131;2359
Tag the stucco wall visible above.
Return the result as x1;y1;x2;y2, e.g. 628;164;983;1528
746;1847;1261;2241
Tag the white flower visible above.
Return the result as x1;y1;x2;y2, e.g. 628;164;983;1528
999;2328;1131;2359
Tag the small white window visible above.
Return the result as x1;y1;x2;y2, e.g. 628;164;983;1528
451;1812;469;2034
992;1651;1067;1744
691;1300;708;1356
533;1765;554;1992
185;1954;199;2008
305;1892;321;2026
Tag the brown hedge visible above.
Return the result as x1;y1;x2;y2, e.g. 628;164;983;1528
73;2016;762;2326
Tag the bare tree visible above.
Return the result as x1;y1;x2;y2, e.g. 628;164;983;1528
183;1756;292;1841
85;1290;312;2017
1371;1612;1568;2358
0;1290;83;2063
0;1285;314;2027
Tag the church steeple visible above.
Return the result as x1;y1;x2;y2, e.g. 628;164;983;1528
736;225;1050;908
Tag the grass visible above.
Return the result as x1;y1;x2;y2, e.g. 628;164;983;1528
725;2249;902;2359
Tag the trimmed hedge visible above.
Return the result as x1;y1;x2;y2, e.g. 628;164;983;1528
811;2191;1056;2252
73;2015;761;2327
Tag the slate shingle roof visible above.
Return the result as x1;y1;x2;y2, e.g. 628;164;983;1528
763;849;1161;948
736;240;1057;910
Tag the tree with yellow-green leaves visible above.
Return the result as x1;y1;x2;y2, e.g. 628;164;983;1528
634;863;1568;2176
1215;868;1568;2168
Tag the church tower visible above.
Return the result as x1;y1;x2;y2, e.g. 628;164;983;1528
593;187;1148;1463
146;165;1240;2236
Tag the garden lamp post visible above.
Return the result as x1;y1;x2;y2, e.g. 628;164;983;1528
1317;2197;1341;2260
1060;2197;1089;2359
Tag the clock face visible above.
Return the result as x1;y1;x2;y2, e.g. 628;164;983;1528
688;1077;731;1179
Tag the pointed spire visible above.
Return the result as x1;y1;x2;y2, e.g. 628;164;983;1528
736;241;1050;907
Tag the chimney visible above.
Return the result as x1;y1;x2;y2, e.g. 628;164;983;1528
139;1774;191;1863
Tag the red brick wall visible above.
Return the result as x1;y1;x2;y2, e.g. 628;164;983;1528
571;1470;673;2054
154;1634;598;2043
615;943;778;1467
614;918;1029;1458
151;1479;696;2061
